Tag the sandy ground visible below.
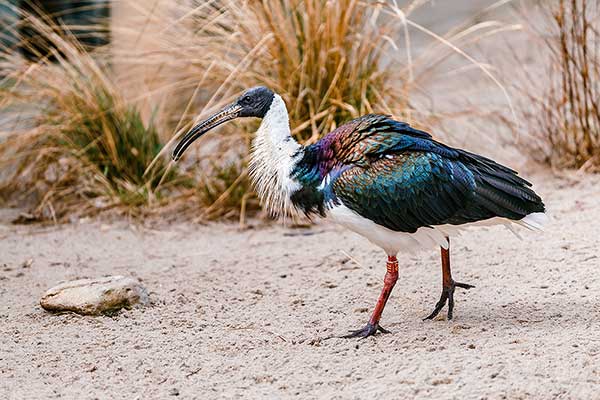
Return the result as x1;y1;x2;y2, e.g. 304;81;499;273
1;171;599;400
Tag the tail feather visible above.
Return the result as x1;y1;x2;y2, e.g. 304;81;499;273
517;212;548;231
458;150;546;227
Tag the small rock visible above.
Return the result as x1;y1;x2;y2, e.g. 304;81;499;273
40;276;149;315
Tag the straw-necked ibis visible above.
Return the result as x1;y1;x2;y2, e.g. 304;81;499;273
172;86;546;338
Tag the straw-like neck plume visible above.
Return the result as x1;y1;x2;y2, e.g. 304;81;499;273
248;94;303;217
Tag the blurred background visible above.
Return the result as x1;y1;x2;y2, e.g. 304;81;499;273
0;0;597;224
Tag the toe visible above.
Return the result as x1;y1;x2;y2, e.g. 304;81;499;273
424;291;449;320
341;323;382;339
454;281;475;290
342;329;366;339
377;325;391;334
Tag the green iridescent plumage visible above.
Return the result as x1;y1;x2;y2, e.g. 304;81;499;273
333;152;477;232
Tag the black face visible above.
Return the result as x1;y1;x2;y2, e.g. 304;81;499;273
172;86;275;161
236;86;275;118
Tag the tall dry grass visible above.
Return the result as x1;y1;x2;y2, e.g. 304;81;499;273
0;13;187;221
516;0;599;171
186;0;410;143
154;0;516;139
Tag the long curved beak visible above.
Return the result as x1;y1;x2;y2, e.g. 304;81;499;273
172;103;242;161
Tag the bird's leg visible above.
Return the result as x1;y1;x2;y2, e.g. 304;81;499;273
424;238;474;321
343;255;399;338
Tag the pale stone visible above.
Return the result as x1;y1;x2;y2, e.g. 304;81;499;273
40;276;149;315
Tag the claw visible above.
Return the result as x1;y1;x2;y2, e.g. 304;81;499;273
424;280;474;321
454;282;475;290
341;322;390;339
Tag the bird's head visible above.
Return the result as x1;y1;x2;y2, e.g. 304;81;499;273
172;86;275;161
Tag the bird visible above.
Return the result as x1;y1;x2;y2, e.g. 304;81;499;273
172;86;546;338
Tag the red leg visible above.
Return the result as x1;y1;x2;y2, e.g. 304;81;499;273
441;246;452;288
343;255;399;338
368;255;399;326
424;238;475;321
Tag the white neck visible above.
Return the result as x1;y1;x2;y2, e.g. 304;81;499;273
248;94;303;217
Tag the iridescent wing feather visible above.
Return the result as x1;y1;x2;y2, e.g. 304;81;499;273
311;114;544;233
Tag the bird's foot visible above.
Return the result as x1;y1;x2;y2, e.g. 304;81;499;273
424;280;475;321
341;322;390;339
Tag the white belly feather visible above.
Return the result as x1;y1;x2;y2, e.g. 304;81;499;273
327;203;547;256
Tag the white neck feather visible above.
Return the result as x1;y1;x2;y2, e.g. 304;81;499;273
248;94;302;217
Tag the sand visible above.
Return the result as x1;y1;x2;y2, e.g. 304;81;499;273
1;170;599;399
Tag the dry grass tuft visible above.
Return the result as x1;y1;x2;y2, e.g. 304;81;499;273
168;0;409;144
0;14;187;221
516;0;600;171
195;162;256;221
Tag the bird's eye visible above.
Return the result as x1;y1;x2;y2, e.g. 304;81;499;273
240;96;252;105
